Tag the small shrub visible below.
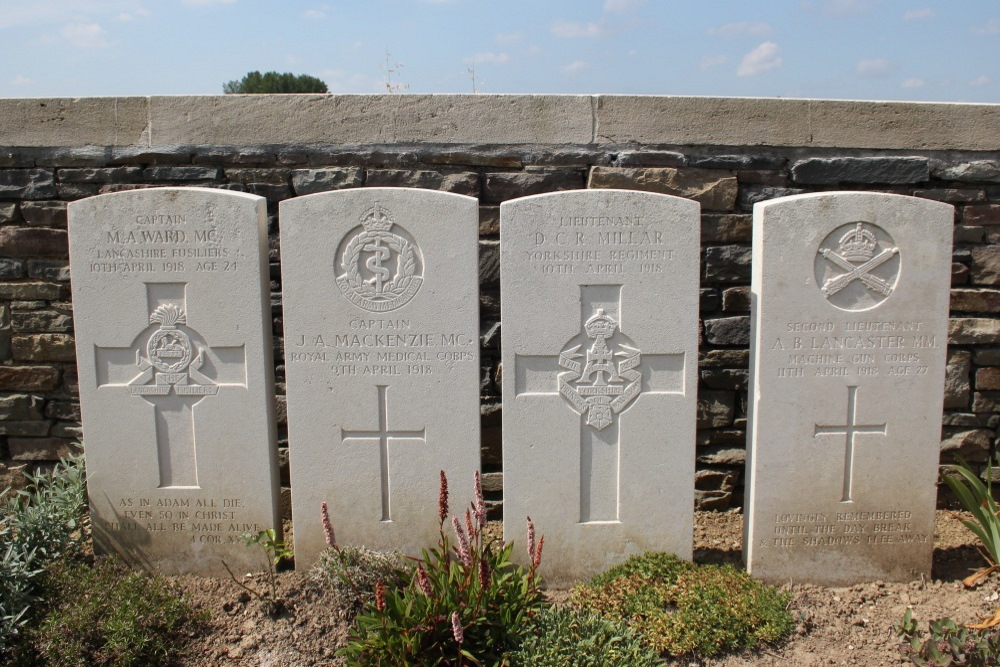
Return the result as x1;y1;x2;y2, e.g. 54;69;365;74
222;528;291;615
940;455;1000;586
339;470;546;665
29;558;205;667
508;605;661;666
572;552;793;658
897;609;1000;666
314;544;405;620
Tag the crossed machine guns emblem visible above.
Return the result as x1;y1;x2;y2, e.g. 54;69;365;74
818;222;898;299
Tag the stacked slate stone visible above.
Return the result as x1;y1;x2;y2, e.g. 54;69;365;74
1;139;998;513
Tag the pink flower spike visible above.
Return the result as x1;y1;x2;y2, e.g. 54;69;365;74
451;611;464;644
416;564;432;597
375;580;386;611
533;535;544;569
320;501;336;548
438;470;449;524
474;470;486;528
465;509;474;542
452;516;472;567
526;516;536;563
478;555;491;589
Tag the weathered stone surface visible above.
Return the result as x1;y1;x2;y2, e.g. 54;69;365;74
698;390;735;428
940;429;993;461
479;206;500;236
950;288;1000;312
0;227;68;257
949;318;1000;344
701;214;751;244
969;246;1000;284
955;226;985;244
12;333;76;362
479;240;500;290
501;190;699;584
976;367;1000;391
0;420;50;436
26;260;70;281
790;156;929;184
142;166;221;181
953;262;970;285
703;316;750;346
973;391;1000;413
695;490;732;511
974;348;1000;366
700;287;720;312
0;169;56;199
942;413;981;427
722;286;751;312
280;188;480;568
290;168;363;195
703;245;752;283
934;160;1000;183
0;365;60;391
7;437;74;461
695;468;738;491
738;186;806;209
20;201;67;228
588;167;737;211
11;309;73;333
0;202;18;222
56;167;143;183
223;168;290;185
611;150;686;167
0;259;25;279
689;154;786;170
700;349;751;368
419;148;522;168
57;183;99;200
913;188;985;203
364;169;479;197
0;394;44;420
50;422;82;439
45;400;80;421
0;281;65;300
746;192;953;586
696;444;745;466
69;187;281;576
944;350;972;409
965;205;1000;226
701;368;749;390
482;169;584;204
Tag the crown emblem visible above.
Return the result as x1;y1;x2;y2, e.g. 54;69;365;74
837;223;878;262
360;202;394;232
584;309;618;339
149;304;186;328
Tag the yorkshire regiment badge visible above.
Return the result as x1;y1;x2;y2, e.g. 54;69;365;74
815;221;900;311
558;309;643;430
335;202;424;312
127;304;219;397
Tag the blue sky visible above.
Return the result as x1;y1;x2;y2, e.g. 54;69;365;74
1;0;997;102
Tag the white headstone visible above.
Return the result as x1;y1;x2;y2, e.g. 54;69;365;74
68;187;282;576
744;191;954;585
280;188;481;568
500;190;700;585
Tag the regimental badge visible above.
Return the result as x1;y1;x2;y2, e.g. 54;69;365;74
335;202;424;312
815;221;901;311
558;309;642;430
127;304;219;397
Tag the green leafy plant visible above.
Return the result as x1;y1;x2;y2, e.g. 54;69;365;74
314;544;405;620
571;552;793;658
223;528;290;615
897;608;1000;666
941;455;1000;588
223;70;328;93
339;470;546;665
28;557;205;666
508;605;661;666
0;450;88;654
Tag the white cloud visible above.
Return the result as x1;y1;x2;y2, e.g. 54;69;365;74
60;22;109;48
561;60;588;74
856;58;892;76
495;31;523;44
603;0;645;13
116;7;150;22
972;18;1000;35
551;20;604;38
302;8;326;19
970;75;991;87
903;8;933;20
699;54;728;71
737;41;782;76
708;21;772;37
466;51;510;65
900;77;925;88
11;75;31;86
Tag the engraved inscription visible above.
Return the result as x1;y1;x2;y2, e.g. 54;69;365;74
812;386;887;504
335;202;424;312
95;283;247;489
815;222;900;311
105;496;262;543
759;510;928;549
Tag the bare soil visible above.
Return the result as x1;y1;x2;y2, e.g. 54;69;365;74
174;510;998;666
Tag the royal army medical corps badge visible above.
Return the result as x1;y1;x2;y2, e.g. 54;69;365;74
335;202;424;312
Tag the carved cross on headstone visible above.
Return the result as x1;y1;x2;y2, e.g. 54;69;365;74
514;285;685;523
813;385;887;503
94;282;247;489
341;384;427;522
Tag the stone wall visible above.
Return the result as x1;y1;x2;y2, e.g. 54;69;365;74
1;95;998;513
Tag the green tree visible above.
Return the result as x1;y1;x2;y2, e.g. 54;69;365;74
222;71;328;94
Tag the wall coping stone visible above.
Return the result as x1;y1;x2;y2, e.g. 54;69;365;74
1;95;999;151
